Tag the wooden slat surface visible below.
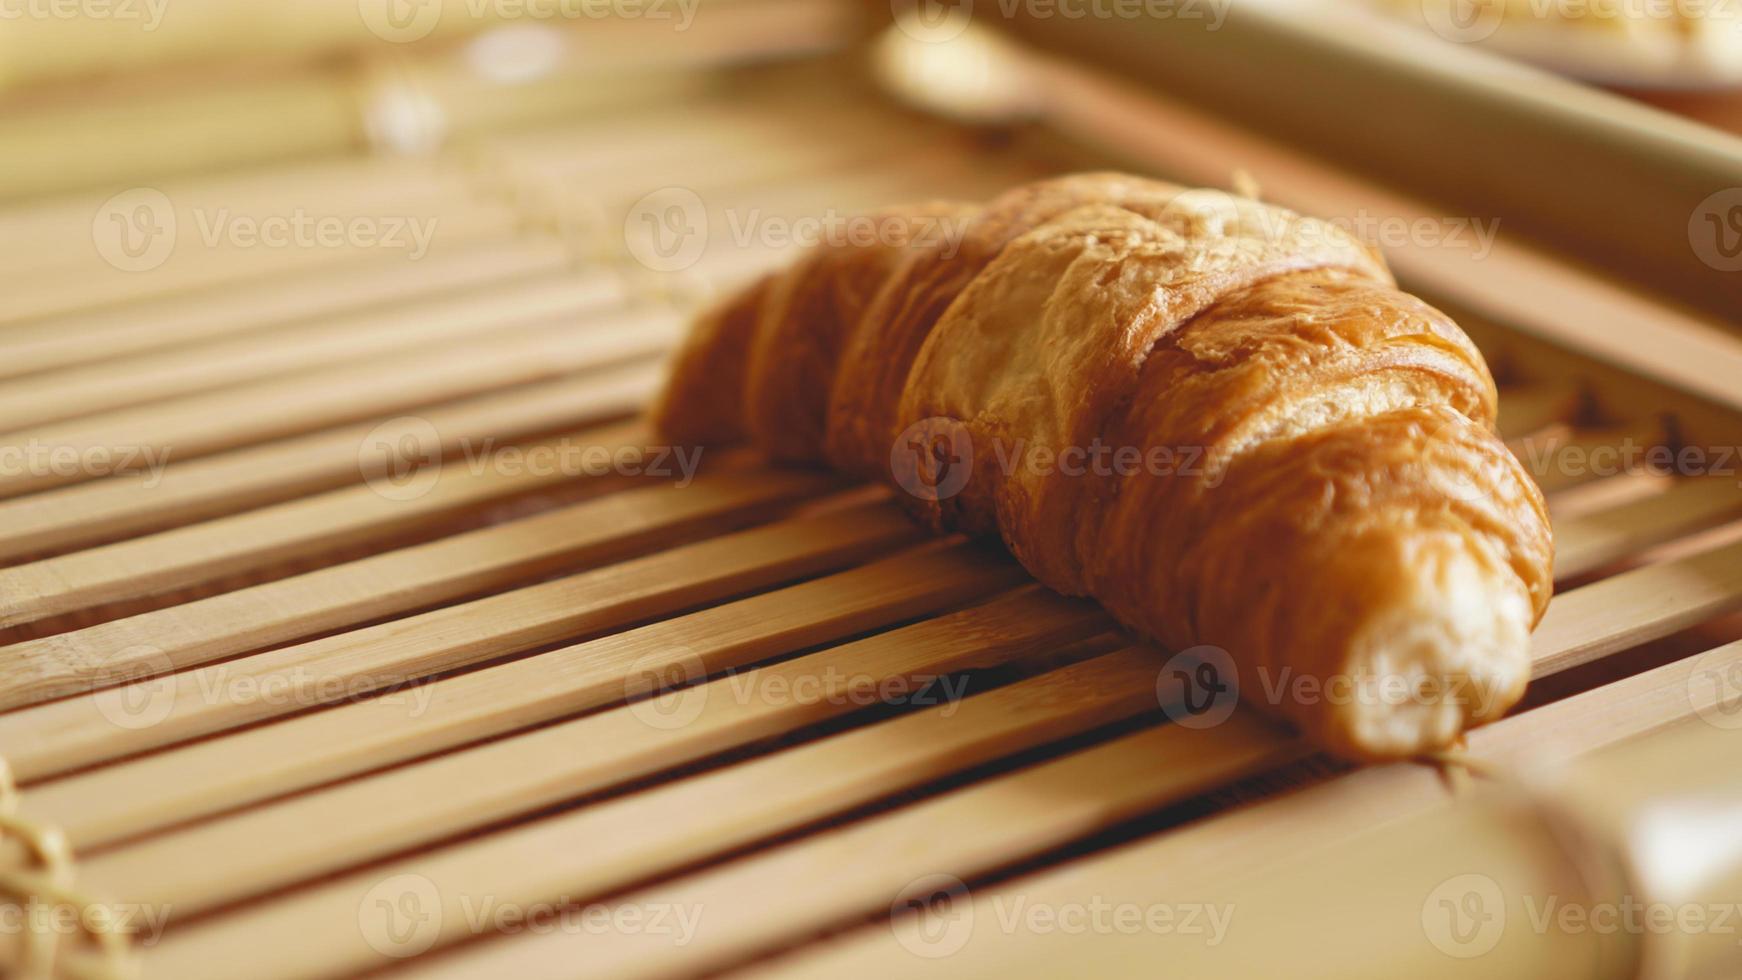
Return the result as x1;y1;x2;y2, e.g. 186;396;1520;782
0;363;661;563
0;464;836;707
0;272;625;431
0;422;659;630
0;311;681;498
74;592;1114;916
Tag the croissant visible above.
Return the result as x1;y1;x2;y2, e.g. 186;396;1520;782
654;173;1553;760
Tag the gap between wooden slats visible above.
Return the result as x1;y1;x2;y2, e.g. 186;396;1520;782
70;590;1113;916
125;646;1176;980
0;462;840;706
0;309;682;499
0;504;934;786
688;640;1742;980
0;271;627;431
0;363;661;563
0;237;574;382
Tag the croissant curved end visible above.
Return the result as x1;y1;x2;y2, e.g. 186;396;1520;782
1330;537;1535;759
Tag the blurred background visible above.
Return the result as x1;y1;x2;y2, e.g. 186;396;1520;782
4;0;1742;320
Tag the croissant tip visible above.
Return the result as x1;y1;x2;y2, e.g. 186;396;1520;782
1329;546;1534;760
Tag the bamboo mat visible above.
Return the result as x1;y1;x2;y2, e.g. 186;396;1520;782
2;75;1741;980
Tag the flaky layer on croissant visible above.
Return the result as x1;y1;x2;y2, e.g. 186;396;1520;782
654;173;1553;760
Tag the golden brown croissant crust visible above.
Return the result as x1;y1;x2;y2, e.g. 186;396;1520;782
653;173;1553;760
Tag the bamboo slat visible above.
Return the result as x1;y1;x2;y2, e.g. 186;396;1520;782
1554;478;1742;579
0;311;679;498
1542;470;1673;521
0;505;936;784
1529;536;1742;677
0;365;659;564
0;465;837;708
0;272;624;430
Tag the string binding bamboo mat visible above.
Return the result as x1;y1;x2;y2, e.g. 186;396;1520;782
1;63;1741;980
